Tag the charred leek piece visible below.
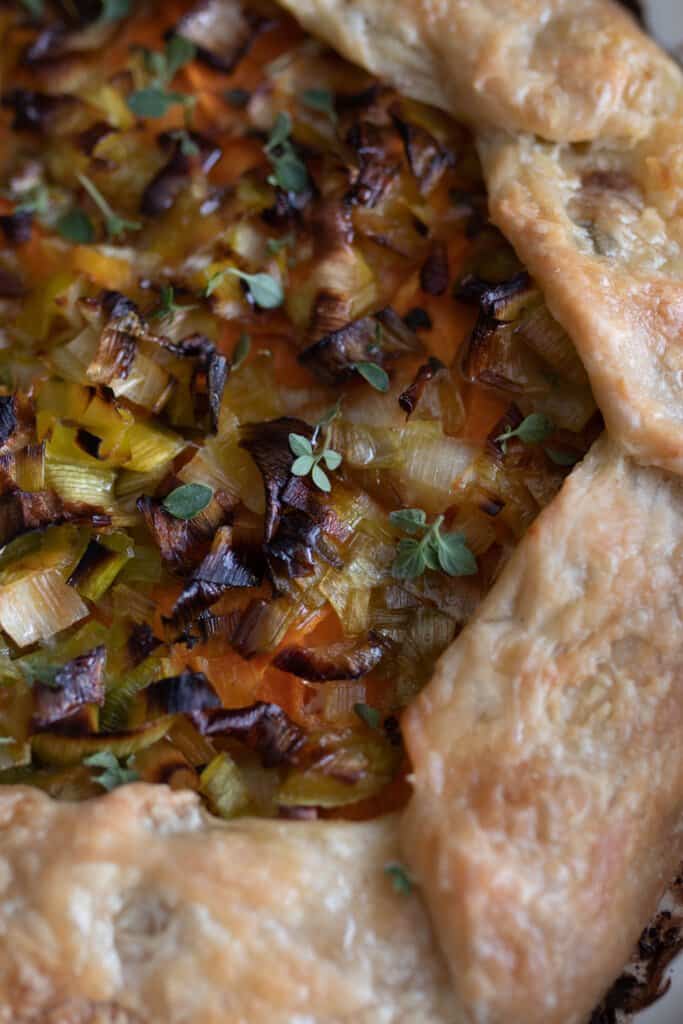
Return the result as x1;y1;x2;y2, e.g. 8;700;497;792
31;715;174;766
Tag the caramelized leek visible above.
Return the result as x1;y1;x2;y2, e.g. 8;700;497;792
31;714;174;766
200;752;249;819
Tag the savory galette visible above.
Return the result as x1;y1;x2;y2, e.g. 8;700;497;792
0;1;681;1022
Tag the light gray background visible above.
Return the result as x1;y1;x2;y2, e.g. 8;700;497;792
644;0;683;49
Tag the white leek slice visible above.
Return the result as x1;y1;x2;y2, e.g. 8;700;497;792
0;570;88;647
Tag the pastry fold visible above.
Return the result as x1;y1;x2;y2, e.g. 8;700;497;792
403;439;683;1023
0;785;457;1023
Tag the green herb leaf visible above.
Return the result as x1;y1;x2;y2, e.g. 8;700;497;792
291;454;315;476
391;510;478;580
14;183;50;217
225;87;250;108
128;87;180;118
545;446;580;467
162;482;214;520
99;0;131;22
265;112;293;152
232;332;251;371
227;269;283;309
392;537;427;579
301;87;337;123
105;212;142;240
322;449;342;471
264;112;310;195
270;153;309;192
389;508;427;535
354;702;380;729
169;129;200;156
267;233;295;255
19;0;44;16
56;208;95;244
76;172;141;240
384;862;414;895
288;433;313;458
353;361;390;393
164;35;196;79
495;413;553;453
435;531;478;576
311;462;331;492
288;426;341;492
84;751;139;791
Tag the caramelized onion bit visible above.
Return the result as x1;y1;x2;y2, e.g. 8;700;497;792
128;622;163;665
141;132;222;217
0;397;17;448
171;525;262;624
177;0;265;73
160;332;228;434
391;110;455;194
194;701;305;768
144;670;221;717
137;489;234;573
399;357;445;418
345;120;401;208
420;242;449;296
240;417;312;541
0;212;33;245
273;636;385;681
299;307;422;385
0;489;110;547
0;89;75;133
32;646;106;731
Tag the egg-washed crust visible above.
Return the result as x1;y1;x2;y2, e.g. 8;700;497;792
0;786;456;1024
4;1;683;1024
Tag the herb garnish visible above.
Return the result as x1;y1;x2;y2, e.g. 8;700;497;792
267;232;295;255
354;702;380;729
56;208;96;244
76;172;141;240
128;35;196;119
495;413;553;454
168;128;200;156
98;0;131;22
206;268;283;309
353;361;389;393
232;332;251;371
162;482;214;520
301;87;337;124
390;508;477;579
19;0;43;16
150;284;196;321
384;862;414;895
289;401;343;493
264;112;309;194
12;183;49;217
84;751;140;791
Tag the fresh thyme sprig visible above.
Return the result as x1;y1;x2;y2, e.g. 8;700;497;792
288;400;343;493
390;508;477;579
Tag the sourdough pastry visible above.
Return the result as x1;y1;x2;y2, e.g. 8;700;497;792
1;0;683;1022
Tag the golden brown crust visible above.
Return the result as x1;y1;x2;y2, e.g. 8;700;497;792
480;126;683;474
274;0;683;143
403;438;683;1024
0;785;457;1024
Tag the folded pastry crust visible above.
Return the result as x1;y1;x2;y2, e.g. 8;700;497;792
403;438;683;1024
0;785;456;1024
5;2;683;1023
